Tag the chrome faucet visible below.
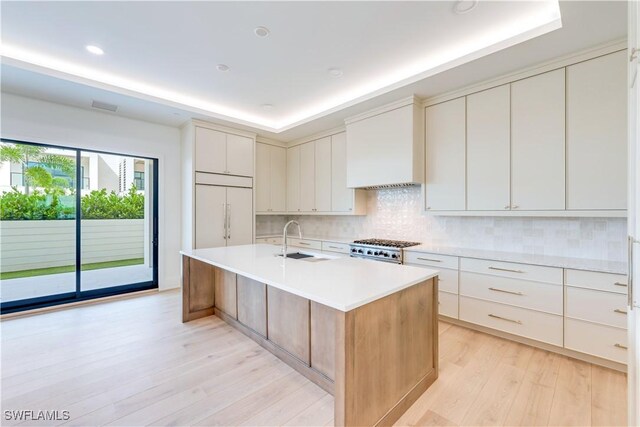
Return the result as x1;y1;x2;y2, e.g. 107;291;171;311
282;220;302;258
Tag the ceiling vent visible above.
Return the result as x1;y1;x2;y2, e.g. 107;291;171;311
91;100;118;112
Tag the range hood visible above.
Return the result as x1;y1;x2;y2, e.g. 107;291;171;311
345;96;424;189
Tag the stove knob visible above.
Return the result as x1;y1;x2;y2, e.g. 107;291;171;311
367;250;372;255
391;254;398;259
351;248;357;253
383;252;389;257
357;249;363;254
374;251;380;256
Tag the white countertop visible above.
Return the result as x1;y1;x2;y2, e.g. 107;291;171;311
181;244;438;312
406;244;627;275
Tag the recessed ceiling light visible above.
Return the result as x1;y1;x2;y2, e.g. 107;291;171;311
327;67;343;77
261;104;274;110
216;64;230;72
453;0;478;14
254;26;270;38
85;45;104;55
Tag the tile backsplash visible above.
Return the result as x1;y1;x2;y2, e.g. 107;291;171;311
256;186;627;262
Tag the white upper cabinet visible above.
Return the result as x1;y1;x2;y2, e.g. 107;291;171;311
255;143;286;213
511;69;566;210
332;132;358;212
314;137;332;212
425;97;466;211
299;142;316;212
287;145;301;213
566;50;627;210
195;127;226;174
466;85;511;211
226;133;254;177
270;145;287;212
194;126;254;177
255;143;270;212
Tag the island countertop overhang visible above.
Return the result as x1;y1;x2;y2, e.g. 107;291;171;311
180;244;438;312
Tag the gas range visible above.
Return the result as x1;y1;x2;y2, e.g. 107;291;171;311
349;239;421;264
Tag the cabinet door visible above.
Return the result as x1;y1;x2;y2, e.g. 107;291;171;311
226;187;253;246
511;69;565;211
331;132;353;212
270;146;287;212
467;85;511;211
214;267;237;318
314;137;332;212
195;127;226;174
425;98;466;211
237;275;267;337
255;143;270;213
287;145;301;212
195;185;227;249
226;133;254;177
566;51;627;210
267;286;310;363
299;142;316;212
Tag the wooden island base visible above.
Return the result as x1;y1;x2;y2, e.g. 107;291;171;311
182;255;439;426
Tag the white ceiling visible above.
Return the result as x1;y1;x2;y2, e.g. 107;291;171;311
0;1;627;141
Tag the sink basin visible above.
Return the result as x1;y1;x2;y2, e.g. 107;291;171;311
278;252;315;259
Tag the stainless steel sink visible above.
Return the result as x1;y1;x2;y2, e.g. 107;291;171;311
278;252;315;259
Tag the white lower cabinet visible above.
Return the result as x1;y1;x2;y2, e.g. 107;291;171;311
459;272;563;315
564;318;627;364
438;291;458;319
459;296;563;346
321;241;350;254
565;286;627;329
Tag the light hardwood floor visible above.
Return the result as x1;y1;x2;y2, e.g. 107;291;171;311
0;290;626;426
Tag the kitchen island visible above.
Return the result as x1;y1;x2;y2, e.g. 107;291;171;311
180;244;439;426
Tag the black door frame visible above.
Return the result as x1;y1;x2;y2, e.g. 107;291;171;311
0;138;159;314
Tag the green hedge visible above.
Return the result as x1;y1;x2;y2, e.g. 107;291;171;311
0;187;144;220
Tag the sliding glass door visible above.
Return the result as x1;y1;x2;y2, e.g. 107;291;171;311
0;140;158;313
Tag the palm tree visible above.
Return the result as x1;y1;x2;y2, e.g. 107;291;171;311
0;143;75;194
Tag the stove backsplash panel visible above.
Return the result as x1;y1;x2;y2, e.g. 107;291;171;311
256;186;627;262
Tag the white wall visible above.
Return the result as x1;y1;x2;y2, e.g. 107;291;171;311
0;93;182;290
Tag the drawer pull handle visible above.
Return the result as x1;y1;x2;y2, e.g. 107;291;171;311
327;246;342;249
488;314;522;324
614;343;628;350
614;282;628;287
298;242;310;246
417;257;441;263
489;287;523;296
614;309;627;315
488;266;524;273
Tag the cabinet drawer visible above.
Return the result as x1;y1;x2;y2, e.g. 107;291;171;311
288;238;322;250
459;296;563;346
321;241;350;254
439;291;458;319
404;251;458;269
460;258;562;285
565;318;627;364
565;269;628;294
459;272;562;315
405;265;458;294
565;286;628;329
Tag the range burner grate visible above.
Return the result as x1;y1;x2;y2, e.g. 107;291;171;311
352;238;421;248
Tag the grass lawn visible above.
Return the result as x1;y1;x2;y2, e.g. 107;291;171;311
0;258;145;280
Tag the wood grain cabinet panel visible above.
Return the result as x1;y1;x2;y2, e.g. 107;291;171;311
237;275;267;337
188;258;214;312
267;286;310;364
310;301;336;380
214;267;237;319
